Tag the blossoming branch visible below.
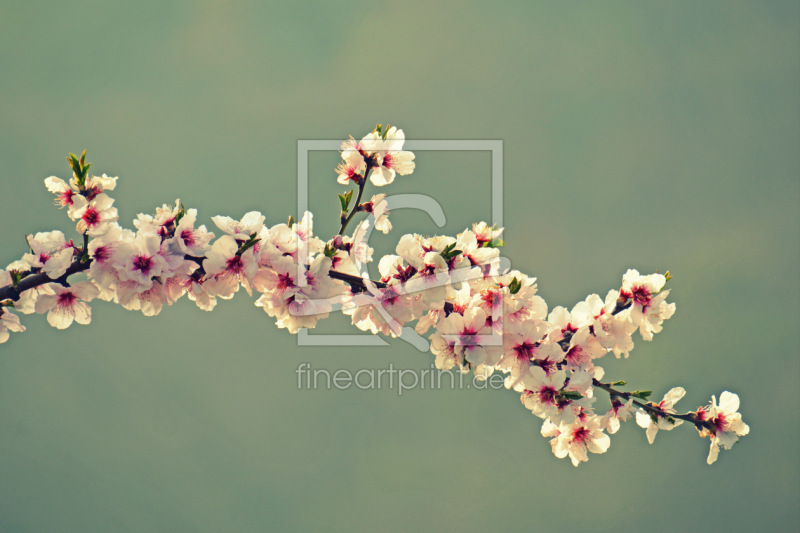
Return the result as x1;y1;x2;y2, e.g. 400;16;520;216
0;125;749;466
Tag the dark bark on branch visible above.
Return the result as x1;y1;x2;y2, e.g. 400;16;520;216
0;259;90;302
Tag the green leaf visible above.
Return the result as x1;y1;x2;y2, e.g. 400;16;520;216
287;215;296;227
631;390;653;400
323;244;337;258
559;390;583;400
174;203;187;225
338;193;348;212
440;243;463;260
508;277;521;295
238;234;261;254
610;380;627;386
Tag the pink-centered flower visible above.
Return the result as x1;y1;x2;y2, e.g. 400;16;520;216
72;193;119;236
134;200;182;238
211;211;265;240
360;127;415;186
542;415;611;467
635;387;686;443
601;397;634;434
168;208;214;256
23;231;74;279
362;194;392;234
34;282;99;329
0;306;26;343
44;173;118;221
697;391;750;465
336;137;367;185
203;235;258;298
520;366;568;419
118;233;171;290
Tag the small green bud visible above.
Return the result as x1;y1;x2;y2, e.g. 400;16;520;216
174;203;187;225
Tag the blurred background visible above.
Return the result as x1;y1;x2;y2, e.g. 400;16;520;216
1;1;798;531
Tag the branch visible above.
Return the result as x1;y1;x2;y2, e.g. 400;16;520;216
592;378;713;431
338;167;371;235
0;257;90;302
0;252;388;303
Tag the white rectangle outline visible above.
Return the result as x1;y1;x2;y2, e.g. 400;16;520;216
296;140;503;347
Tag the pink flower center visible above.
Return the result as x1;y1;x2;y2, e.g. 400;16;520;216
342;166;359;181
537;386;557;405
226;255;244;274
535;358;557;375
481;289;502;309
132;255;154;274
93;246;110;263
459;327;478;346
713;413;727;433
59;190;75;206
570;426;591;445
181;229;196;247
420;264;437;277
514;341;536;361
392;265;416;282
84;186;101;201
566;345;586;365
631;285;652;309
57;291;76;308
82;206;100;227
277;273;295;291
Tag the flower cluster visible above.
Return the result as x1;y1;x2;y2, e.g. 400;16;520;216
0;127;749;466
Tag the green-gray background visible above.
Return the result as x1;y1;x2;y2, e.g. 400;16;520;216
1;1;798;531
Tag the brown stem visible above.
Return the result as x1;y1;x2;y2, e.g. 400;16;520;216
592;378;713;431
0;258;91;302
338;167;371;235
0;250;390;303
